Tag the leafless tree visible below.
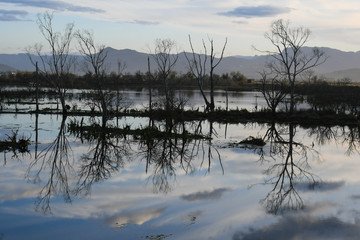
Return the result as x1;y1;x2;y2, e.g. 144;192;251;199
185;35;227;112
301;69;316;83
75;30;114;125
151;38;179;111
261;19;327;115
259;70;287;115
27;12;75;114
75;30;107;77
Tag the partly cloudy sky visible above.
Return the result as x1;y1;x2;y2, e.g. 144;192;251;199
1;0;360;55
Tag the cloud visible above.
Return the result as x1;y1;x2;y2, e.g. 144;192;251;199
104;207;167;227
218;5;291;18
117;19;160;25
133;20;159;25
180;188;231;202
233;20;248;24
0;9;28;21
0;0;105;13
233;213;360;240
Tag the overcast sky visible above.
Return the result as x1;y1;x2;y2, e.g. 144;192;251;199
1;0;360;56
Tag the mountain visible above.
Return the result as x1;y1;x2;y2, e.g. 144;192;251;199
0;63;17;72
1;47;360;81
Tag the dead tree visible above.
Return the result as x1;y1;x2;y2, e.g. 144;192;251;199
262;19;327;115
27;12;75;114
259;70;287;115
151;38;178;111
185;35;227;112
75;29;113;126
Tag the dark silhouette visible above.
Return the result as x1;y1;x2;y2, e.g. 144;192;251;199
185;35;227;112
73;120;131;197
255;122;320;214
26;116;73;213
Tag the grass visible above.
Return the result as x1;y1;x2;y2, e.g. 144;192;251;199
239;136;266;146
0;130;30;155
68;119;210;141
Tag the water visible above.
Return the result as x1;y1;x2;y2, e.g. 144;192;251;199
1;88;266;112
0;91;359;240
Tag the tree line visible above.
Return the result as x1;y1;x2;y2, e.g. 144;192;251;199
0;69;248;90
3;12;335;118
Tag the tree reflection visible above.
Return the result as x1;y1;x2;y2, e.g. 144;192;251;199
195;120;223;174
73;120;131;197
307;125;337;146
340;126;360;155
26;116;73;213
137;118;222;193
258;123;320;214
308;125;360;155
26;114;224;212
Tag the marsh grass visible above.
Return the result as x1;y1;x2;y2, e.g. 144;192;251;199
0;129;30;157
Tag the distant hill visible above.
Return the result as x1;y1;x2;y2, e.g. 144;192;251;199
323;68;360;82
1;47;360;81
0;63;17;72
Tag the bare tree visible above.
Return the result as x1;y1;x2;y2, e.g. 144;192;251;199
262;19;327;115
259;70;287;115
75;30;114;126
185;35;227;112
27;12;75;114
75;30;107;77
151;38;179;111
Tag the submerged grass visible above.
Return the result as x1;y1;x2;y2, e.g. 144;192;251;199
68;119;209;141
0;130;30;155
239;136;266;146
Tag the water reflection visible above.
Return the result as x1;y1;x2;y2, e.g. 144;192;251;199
73;120;131;197
57;116;223;201
308;125;360;155
26;116;73;213
0;129;30;163
256;122;320;214
135;118;222;193
138;118;195;193
4;112;360;239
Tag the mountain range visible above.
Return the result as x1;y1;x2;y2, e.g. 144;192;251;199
1;47;360;81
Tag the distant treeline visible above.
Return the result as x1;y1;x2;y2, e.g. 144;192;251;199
0;70;251;91
296;81;360;115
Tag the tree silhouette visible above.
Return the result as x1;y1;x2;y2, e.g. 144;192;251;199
27;12;75;114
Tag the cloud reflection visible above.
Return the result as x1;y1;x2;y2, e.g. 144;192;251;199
233;213;360;240
105;206;167;227
180;188;231;202
295;181;345;192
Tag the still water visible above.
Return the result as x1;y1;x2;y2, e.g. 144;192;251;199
0;91;359;240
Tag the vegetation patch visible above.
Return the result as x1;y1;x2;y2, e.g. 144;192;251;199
239;136;266;147
68;120;209;141
0;130;30;156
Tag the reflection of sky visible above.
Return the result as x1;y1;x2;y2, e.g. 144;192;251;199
1;88;267;112
1;115;360;239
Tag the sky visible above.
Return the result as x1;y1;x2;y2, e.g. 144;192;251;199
1;0;360;56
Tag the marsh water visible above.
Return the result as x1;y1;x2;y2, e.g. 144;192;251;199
1;90;360;240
